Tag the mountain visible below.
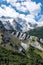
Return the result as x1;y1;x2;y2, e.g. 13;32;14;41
28;26;43;39
0;19;14;30
0;17;29;32
14;17;30;32
0;16;43;33
28;22;38;29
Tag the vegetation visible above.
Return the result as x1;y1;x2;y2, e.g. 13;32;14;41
0;25;43;65
10;35;21;46
26;45;43;65
29;26;43;39
0;46;28;65
34;48;43;59
0;45;43;65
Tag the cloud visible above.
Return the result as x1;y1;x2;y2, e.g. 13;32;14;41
38;15;43;22
38;22;43;27
0;0;43;27
0;0;41;17
5;0;42;23
5;0;41;15
0;5;19;18
37;15;43;27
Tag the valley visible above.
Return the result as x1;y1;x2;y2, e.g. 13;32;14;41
0;18;43;65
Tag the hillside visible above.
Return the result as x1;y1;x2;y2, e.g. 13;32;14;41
0;46;43;65
0;21;43;65
29;26;43;39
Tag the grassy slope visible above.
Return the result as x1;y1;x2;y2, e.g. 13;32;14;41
34;48;43;59
0;46;43;65
0;46;28;65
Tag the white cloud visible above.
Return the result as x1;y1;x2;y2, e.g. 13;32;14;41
38;15;43;22
6;0;42;24
0;0;43;27
38;22;43;27
37;15;43;27
0;5;19;18
5;0;41;16
1;0;41;17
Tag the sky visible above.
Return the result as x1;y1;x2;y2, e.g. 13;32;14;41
0;0;43;26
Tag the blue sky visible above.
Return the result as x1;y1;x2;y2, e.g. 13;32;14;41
32;0;43;4
0;0;43;26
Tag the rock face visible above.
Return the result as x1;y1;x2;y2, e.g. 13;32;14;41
40;38;43;44
11;31;30;40
21;42;28;50
29;36;43;51
30;41;43;51
20;36;43;51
